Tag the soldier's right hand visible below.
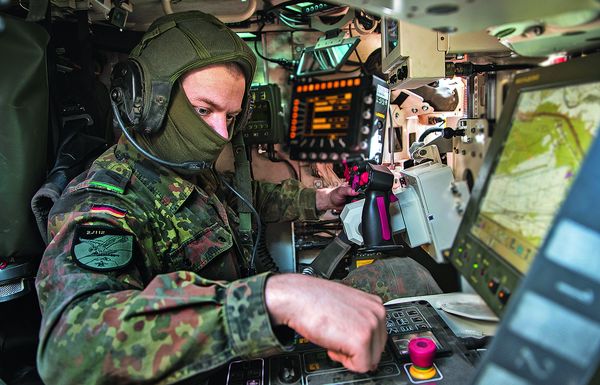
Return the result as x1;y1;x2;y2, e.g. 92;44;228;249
265;274;387;373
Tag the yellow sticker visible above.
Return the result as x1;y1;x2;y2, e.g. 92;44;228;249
356;259;375;268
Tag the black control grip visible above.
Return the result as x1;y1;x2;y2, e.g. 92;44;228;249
362;189;394;248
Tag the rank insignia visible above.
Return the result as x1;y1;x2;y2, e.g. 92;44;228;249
72;226;134;272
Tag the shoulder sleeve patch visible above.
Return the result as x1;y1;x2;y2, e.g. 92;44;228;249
87;169;131;195
72;226;134;272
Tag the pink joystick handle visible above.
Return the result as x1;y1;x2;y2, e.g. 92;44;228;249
408;338;436;368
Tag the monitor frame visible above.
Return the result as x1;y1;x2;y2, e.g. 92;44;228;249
447;54;600;316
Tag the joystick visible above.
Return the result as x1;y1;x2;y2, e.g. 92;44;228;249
408;337;437;380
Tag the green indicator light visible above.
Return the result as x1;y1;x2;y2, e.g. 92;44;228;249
236;32;257;39
473;263;479;269
458;247;464;253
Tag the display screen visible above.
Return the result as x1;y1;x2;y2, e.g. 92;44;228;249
471;81;600;274
290;78;363;141
303;93;352;136
385;18;399;54
297;43;358;77
248;103;269;126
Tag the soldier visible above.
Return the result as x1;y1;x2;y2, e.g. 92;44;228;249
36;11;439;384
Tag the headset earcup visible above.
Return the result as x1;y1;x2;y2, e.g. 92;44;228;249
110;60;144;132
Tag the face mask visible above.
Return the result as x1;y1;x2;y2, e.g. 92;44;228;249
137;82;231;168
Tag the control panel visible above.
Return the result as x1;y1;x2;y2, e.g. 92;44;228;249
243;84;285;145
220;301;477;385
448;238;518;315
289;75;389;163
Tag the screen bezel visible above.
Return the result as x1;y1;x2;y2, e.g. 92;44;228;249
449;54;600;294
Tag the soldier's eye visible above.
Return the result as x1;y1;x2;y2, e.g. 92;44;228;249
195;107;210;116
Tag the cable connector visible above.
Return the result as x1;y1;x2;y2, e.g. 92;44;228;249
442;127;466;139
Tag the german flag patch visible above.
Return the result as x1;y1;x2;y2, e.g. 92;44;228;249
90;204;127;218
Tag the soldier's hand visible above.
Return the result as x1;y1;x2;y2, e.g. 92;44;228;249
265;274;387;373
315;184;359;211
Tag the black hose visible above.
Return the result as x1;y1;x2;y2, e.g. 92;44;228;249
419;127;444;142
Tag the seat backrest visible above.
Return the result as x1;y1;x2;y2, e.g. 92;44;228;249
0;14;49;300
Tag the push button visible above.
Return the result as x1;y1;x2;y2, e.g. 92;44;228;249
498;288;511;304
488;278;500;294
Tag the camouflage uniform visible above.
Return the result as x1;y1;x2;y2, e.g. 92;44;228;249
342;258;441;303
36;137;319;384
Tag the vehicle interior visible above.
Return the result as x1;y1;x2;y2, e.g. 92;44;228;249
1;1;599;384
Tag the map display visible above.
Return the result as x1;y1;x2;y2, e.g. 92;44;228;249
471;81;600;274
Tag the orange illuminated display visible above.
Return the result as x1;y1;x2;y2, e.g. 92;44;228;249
290;132;296;139
296;85;302;93
327;82;332;89
333;81;339;88
302;85;308;92
315;84;320;91
308;84;314;92
354;78;361;86
293;99;299;105
340;80;346;87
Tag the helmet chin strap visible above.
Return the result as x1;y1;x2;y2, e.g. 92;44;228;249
111;98;213;171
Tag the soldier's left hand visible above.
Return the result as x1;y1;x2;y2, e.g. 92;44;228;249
315;184;359;211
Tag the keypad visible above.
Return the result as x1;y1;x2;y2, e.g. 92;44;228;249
385;306;430;335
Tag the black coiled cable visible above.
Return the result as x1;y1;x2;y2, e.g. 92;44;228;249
255;224;280;273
